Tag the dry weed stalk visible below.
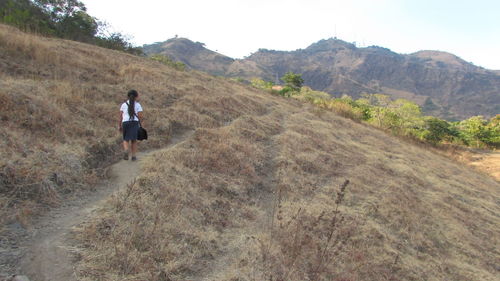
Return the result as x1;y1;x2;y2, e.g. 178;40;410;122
310;179;349;280
259;179;352;281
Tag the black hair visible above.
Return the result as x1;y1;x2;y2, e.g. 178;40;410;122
127;90;138;121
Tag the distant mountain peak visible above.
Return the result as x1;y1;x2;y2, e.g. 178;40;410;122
143;37;234;75
143;37;500;119
305;38;357;52
146;37;207;52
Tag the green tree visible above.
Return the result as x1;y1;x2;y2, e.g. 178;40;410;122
281;71;304;90
56;10;97;41
353;97;373;120
0;0;54;33
33;0;87;20
423;117;457;143
359;94;425;136
0;0;141;54
459;116;491;147
362;94;392;127
390;99;424;134
1;1;30;27
482;115;500;148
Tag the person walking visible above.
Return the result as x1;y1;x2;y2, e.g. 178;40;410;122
119;90;143;161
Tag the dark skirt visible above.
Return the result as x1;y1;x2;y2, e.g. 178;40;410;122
122;121;139;141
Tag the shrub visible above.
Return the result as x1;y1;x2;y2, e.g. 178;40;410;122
265;79;499;150
282;71;304;90
231;77;246;84
458;116;500;148
279;86;299;98
323;100;364;121
251;78;274;90
150;54;186;71
423;117;458;143
295;86;331;103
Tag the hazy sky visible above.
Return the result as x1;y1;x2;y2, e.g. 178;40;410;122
83;0;500;69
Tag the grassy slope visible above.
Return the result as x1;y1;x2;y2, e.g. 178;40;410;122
0;25;498;280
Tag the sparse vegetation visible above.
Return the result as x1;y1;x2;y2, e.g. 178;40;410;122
150;54;186;71
1;25;499;281
251;77;273;90
144;37;500;120
251;78;500;149
255;180;355;280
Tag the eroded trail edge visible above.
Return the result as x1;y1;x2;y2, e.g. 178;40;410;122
15;131;193;281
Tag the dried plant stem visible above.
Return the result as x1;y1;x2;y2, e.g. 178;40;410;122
312;179;349;280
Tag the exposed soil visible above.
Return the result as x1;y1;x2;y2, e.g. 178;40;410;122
463;151;500;181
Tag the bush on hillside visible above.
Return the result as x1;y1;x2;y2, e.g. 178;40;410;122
150;54;186;71
272;83;500;149
423;117;459;144
458;115;500;148
251;78;274;90
282;71;304;90
295;86;331;103
279;86;298;98
323;99;365;121
230;77;247;84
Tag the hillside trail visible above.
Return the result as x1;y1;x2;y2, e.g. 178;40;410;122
15;130;193;281
197;112;288;281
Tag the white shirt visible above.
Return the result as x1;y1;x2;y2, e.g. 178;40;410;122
120;101;143;122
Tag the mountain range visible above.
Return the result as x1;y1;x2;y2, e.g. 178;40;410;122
144;37;500;120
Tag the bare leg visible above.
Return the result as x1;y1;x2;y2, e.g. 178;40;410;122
123;141;130;153
123;141;131;160
131;140;138;157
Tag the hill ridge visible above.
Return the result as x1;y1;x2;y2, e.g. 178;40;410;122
144;37;500;120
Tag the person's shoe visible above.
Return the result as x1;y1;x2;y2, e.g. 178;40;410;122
131;156;137;161
123;153;129;160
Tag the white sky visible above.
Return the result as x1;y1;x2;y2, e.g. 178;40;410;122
83;0;500;69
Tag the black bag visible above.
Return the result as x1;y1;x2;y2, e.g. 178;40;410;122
138;126;148;141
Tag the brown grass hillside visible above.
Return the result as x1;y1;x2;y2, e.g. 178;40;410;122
1;25;499;281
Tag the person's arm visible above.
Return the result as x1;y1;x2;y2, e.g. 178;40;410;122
137;111;144;127
137;103;144;127
119;111;123;131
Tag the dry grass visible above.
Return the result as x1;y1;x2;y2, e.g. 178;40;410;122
1;24;499;280
0;23;267;226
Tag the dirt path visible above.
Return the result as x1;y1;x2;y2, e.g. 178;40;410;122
197;113;287;281
12;131;192;281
